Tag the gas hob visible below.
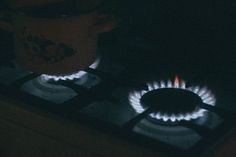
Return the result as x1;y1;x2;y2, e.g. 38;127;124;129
0;64;235;157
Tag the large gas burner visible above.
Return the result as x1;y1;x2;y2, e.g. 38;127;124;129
129;76;216;122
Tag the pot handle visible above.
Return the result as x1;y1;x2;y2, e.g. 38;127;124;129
94;13;117;34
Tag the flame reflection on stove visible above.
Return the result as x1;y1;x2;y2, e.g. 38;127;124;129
41;58;100;81
129;76;216;122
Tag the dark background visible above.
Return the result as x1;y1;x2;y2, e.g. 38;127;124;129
99;0;236;79
0;0;235;79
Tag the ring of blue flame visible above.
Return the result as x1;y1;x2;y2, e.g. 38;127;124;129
41;58;100;81
129;79;216;122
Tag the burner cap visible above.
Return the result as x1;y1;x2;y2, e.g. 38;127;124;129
141;88;202;115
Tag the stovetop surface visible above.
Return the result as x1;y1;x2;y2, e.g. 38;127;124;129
0;1;235;156
0;60;235;157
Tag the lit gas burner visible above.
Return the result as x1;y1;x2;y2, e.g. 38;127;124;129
129;76;216;122
41;58;100;81
21;75;77;104
20;58;101;103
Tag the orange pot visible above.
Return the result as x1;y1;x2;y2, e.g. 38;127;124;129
0;0;116;75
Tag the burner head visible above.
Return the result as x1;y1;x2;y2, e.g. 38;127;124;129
141;88;202;115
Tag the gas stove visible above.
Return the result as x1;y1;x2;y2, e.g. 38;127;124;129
0;61;235;157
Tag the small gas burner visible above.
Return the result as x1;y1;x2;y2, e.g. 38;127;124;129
19;58;101;104
41;58;100;81
129;76;216;122
20;69;101;104
21;75;78;104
